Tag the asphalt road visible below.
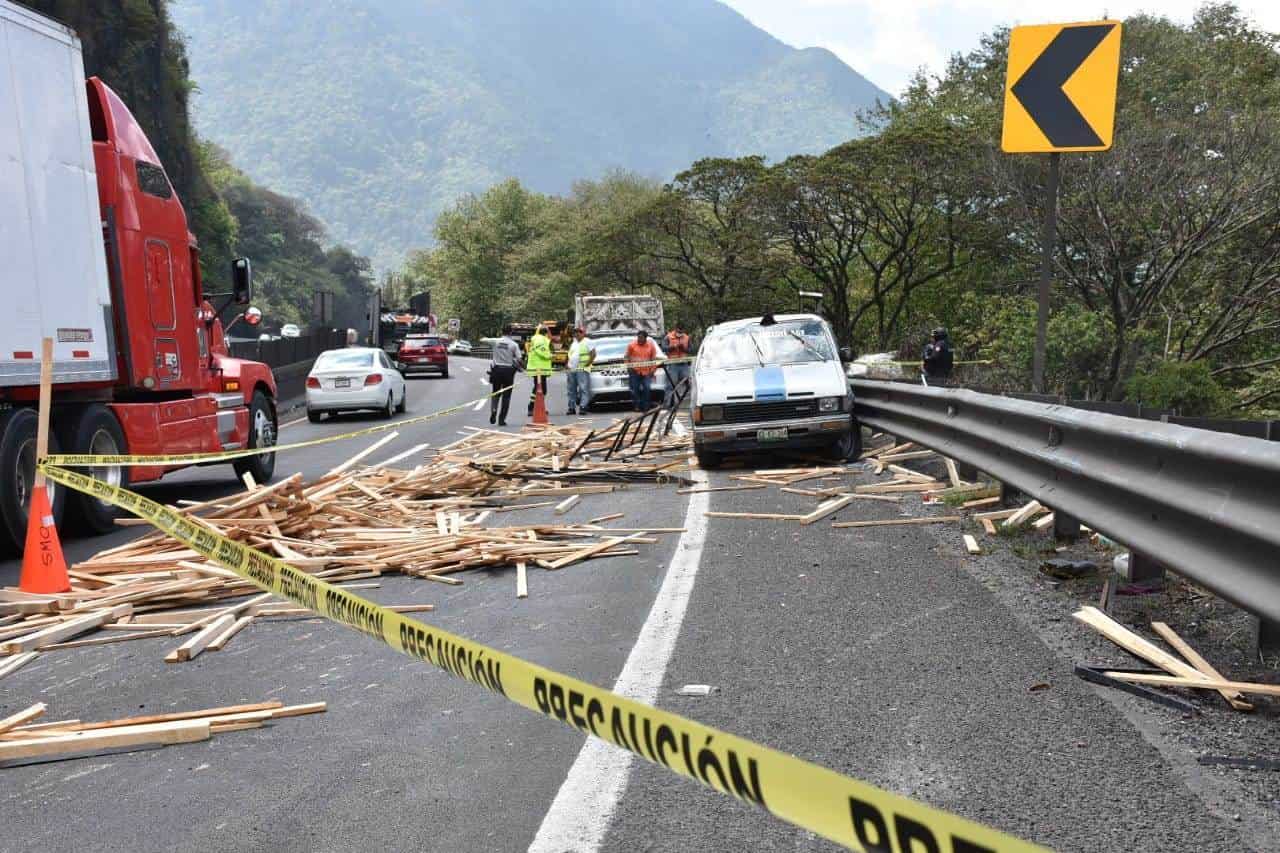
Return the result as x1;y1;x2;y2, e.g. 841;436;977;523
1;362;1274;852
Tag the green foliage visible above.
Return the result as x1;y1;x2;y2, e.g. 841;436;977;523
1124;361;1234;416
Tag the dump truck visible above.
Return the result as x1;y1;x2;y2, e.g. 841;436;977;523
574;293;665;338
0;1;278;548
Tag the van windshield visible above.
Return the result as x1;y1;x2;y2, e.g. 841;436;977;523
699;320;835;370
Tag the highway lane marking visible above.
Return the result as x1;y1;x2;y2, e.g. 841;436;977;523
528;467;709;852
472;399;487;412
461;365;472;372
278;415;307;430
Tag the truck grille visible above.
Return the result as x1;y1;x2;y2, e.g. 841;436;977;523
723;400;817;423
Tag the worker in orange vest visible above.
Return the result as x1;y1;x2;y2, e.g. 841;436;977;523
664;324;691;403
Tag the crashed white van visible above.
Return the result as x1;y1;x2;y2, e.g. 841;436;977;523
690;314;861;468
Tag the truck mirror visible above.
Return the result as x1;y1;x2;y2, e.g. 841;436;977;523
839;346;854;363
232;257;252;305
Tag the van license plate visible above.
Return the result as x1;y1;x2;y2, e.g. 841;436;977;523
334;377;350;388
758;427;787;442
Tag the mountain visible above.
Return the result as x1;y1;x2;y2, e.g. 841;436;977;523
170;0;890;269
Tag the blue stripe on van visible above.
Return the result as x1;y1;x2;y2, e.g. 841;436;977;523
753;366;786;401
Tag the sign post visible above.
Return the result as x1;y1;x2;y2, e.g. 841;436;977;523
1002;20;1121;391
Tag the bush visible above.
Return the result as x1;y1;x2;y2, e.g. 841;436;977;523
1124;360;1233;416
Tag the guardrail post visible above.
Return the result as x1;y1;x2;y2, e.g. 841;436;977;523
1258;618;1280;656
1121;552;1165;584
1052;510;1081;542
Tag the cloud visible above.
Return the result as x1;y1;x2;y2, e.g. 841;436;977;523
721;0;1280;95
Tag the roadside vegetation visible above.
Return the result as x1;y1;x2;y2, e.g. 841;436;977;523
403;4;1279;417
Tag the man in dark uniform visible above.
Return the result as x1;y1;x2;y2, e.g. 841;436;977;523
922;327;954;382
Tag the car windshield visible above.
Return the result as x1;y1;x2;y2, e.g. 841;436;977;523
699;320;835;370
315;350;374;370
591;338;639;361
406;336;440;347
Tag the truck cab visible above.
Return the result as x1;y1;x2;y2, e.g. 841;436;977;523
0;0;278;549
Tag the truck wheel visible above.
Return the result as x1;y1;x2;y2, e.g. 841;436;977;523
0;408;67;551
233;391;277;485
694;447;723;470
55;405;127;534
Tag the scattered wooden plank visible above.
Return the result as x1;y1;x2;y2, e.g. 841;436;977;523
980;518;997;535
799;496;854;526
166;613;236;663
586;513;624;524
675;484;766;495
0;604;131;654
1032;512;1056;531
943;457;963;489
516;562;528;599
855;482;945;494
833;515;961;529
0;652;38;681
0;719;211;762
554;494;581;515
1002;500;1045;528
963;534;981;555
1073;607;1213;685
704;511;806;521
1151;621;1253;712
1103;672;1280;698
326;431;400;476
0;703;46;735
962;496;1001;510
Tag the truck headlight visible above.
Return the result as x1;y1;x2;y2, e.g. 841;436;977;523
697;405;723;424
818;396;842;412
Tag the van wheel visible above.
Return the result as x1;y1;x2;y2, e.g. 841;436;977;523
0;408;67;551
694;448;723;470
233;391;277;484
55;405;128;534
828;418;864;462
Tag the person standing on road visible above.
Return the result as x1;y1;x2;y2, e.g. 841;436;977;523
526;324;553;416
565;327;596;416
488;325;522;426
663;323;691;404
625;329;660;412
922;327;954;383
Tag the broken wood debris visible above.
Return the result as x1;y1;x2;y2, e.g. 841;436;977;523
0;420;688;670
0;700;325;767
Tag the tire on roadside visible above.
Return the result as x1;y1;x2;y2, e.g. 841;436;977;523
0;407;67;551
54;404;128;534
233;390;277;485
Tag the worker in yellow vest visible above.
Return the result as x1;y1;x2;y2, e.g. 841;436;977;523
526;324;553;416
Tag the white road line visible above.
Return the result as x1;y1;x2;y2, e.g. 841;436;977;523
278;415;307;430
528;468;709;853
472;399;487;412
479;377;489;386
461;365;472;373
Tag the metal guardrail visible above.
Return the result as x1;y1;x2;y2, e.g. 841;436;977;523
851;379;1280;625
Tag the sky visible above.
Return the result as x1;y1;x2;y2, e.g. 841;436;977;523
720;1;1280;96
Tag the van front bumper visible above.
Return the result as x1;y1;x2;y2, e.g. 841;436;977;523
692;413;851;451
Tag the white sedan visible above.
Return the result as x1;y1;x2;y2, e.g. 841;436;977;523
306;347;406;422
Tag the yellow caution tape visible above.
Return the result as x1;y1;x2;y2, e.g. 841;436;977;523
42;385;518;468
43;356;693;468
41;462;1048;853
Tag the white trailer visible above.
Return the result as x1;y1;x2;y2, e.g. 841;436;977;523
0;0;115;387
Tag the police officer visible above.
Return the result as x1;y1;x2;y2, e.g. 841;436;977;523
922;327;954;382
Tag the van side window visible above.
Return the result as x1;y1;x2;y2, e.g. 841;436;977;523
136;161;173;199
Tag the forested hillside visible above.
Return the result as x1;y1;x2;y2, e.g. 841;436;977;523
408;5;1280;417
170;0;890;269
25;0;373;330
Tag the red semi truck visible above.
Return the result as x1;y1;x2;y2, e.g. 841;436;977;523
0;2;277;549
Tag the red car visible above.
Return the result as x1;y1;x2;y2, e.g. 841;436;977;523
397;334;450;378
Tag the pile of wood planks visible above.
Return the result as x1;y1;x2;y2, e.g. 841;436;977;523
1074;607;1273;709
0;699;324;767
0;421;689;675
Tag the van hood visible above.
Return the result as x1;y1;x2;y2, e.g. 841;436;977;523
694;361;847;405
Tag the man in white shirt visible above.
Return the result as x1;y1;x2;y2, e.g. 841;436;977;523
488;325;523;425
565;327;596;415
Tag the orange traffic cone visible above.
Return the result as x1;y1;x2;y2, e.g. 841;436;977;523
20;484;70;593
532;381;549;425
